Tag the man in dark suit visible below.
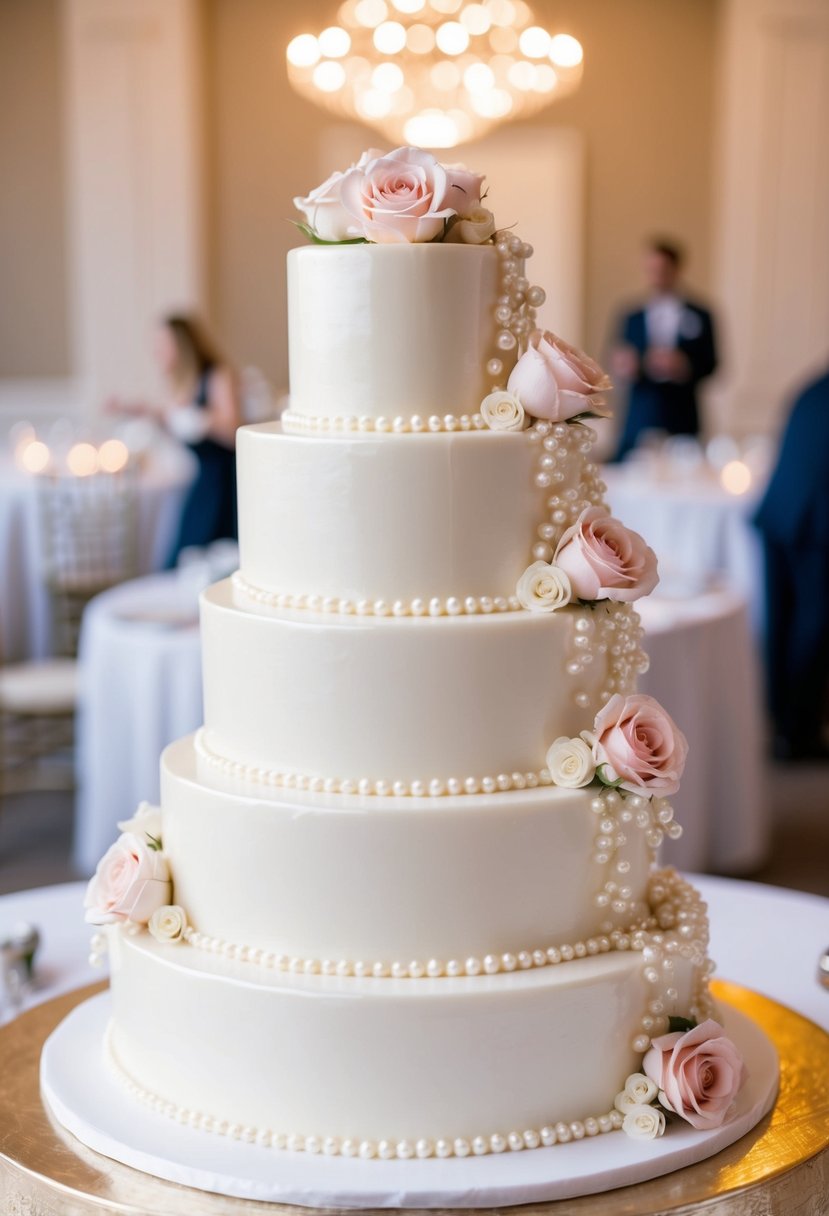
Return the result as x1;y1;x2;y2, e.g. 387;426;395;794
755;370;829;759
611;239;718;461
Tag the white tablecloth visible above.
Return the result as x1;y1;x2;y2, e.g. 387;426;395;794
3;878;827;1033
603;464;764;623
639;589;769;874
0;449;195;662
74;573;203;875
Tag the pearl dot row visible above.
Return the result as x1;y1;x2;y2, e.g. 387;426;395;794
194;729;552;800
282;410;490;435
231;573;522;619
104;1024;622;1160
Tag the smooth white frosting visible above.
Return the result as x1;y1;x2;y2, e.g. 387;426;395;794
161;735;654;963
199;580;609;784
107;927;700;1146
287;244;511;420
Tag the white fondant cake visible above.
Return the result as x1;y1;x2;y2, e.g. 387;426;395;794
72;148;750;1192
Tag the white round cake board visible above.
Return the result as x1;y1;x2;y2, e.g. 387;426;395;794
41;992;778;1209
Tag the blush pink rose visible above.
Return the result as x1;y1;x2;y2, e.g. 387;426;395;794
84;832;172;926
340;146;457;244
293;149;383;242
643;1019;746;1130
507;330;612;421
553;506;659;603
442;162;485;218
588;693;688;797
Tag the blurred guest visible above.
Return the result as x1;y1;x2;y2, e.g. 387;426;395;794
108;314;241;565
754;369;829;759
610;239;718;461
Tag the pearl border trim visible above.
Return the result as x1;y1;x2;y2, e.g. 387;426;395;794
103;1022;624;1159
231;571;523;618
282;409;492;435
194;727;552;799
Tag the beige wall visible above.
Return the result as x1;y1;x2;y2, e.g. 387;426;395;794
205;0;719;390
0;0;70;377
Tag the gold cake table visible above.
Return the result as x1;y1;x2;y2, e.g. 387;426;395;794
1;979;828;1215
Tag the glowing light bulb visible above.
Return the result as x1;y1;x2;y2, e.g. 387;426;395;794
66;442;98;477
549;33;583;67
358;88;394;118
372;62;405;91
429;0;462;12
312;60;346;91
486;0;515;26
519;25;551;58
354;0;388;26
460;3;491;34
464;62;495;93
318;26;351;57
373;20;407;53
98;438;129;473
533;64;557;92
390;0;424;11
720;460;752;495
404;110;460;147
470;87;513;117
407;22;435;52
286;34;320;68
436;21;469;54
20;440;50;474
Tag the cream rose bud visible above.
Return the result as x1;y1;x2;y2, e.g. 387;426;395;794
546;736;595;788
84;833;172;926
622;1104;666;1141
480;390;526;432
442;162;485;218
553;506;659;603
616;1072;659;1112
507;330;612;422
588;693;689;798
516;561;572;612
444;207;496;245
293;169;357;243
117;800;162;844
340;146;457;244
643;1019;746;1131
149;904;188;944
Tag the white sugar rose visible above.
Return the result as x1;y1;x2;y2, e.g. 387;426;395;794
480;390;525;432
148;904;188;944
553;506;659;603
442;162;485;218
507;330;612;422
546;736;595;788
615;1073;659;1112
340;146;457;244
445;207;496;245
84;833;171;926
293;149;381;242
117;800;162;846
517;562;572;611
622;1104;666;1141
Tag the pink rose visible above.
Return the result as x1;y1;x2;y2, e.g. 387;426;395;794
553;506;659;603
442;162;485;219
340;146;457;244
293;149;383;242
588;693;688;797
84;832;172;926
643;1019;746;1131
507;330;612;421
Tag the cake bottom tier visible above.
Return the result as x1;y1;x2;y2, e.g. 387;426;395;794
106;909;710;1157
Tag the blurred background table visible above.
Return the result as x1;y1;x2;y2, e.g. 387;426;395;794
2;877;827;1032
0;447;195;663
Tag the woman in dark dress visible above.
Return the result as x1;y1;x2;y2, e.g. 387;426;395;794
110;314;242;566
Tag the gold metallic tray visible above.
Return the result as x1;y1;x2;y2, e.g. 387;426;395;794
1;979;828;1214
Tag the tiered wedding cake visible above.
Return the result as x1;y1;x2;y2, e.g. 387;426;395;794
82;148;746;1167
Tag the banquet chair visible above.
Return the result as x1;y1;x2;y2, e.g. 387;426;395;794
0;638;77;797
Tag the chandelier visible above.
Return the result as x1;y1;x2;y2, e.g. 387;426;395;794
286;0;584;148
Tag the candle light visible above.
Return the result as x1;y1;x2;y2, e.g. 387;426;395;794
97;438;129;473
66;442;99;477
720;460;752;496
19;440;51;474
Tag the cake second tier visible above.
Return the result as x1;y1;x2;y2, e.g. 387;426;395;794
199;579;636;791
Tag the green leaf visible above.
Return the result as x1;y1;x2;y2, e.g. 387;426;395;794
668;1015;698;1034
289;220;369;247
145;832;163;852
595;763;625;790
568;411;612;424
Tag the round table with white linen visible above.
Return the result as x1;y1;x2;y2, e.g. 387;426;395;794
603;463;764;623
0;447;195;662
638;588;769;875
2;877;827;1033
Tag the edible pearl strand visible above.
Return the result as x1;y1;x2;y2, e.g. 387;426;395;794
104;1021;623;1160
194;727;552;800
231;572;522;619
282;410;490;435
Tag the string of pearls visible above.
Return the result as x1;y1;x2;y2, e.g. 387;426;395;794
281;410;493;435
231;572;522;619
104;1021;623;1160
194;727;553;800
